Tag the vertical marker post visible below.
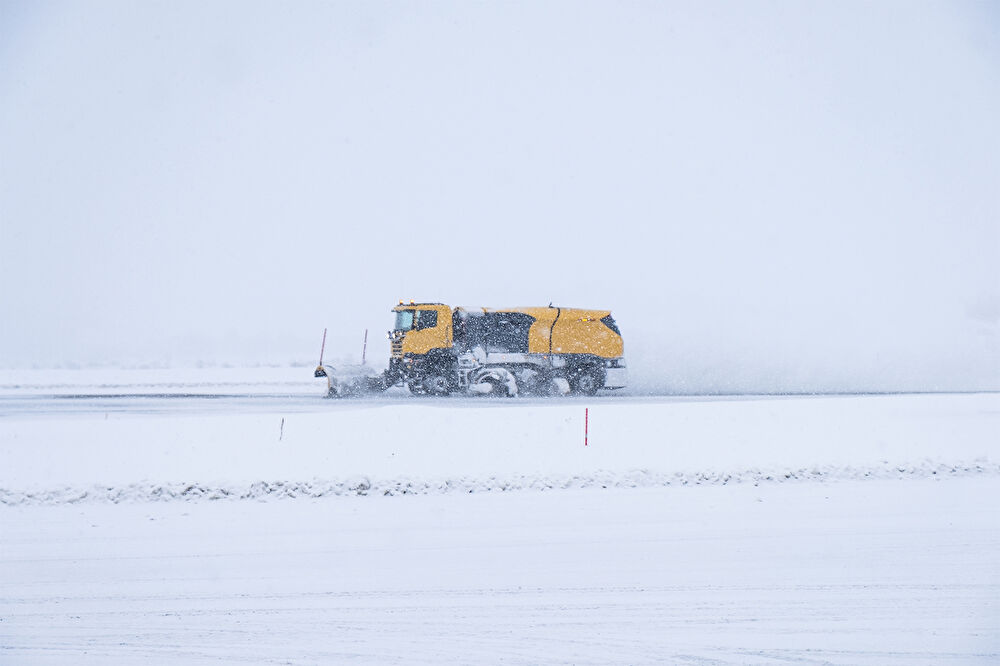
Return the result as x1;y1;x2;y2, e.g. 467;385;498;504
362;329;369;364
319;328;327;366
585;407;589;446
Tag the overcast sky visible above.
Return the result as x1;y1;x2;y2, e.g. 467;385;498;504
1;1;997;392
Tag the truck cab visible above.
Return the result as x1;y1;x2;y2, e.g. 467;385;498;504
388;303;457;394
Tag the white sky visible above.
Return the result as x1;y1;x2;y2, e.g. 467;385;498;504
1;1;997;391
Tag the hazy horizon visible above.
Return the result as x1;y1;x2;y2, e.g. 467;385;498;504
1;1;997;392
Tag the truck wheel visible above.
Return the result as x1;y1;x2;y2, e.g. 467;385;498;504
486;378;511;397
470;367;518;397
423;374;451;396
570;369;600;395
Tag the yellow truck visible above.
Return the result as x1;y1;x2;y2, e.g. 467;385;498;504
316;302;627;397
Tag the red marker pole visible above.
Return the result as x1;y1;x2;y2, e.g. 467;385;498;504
585;407;589;446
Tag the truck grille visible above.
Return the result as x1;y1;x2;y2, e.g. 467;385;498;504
391;340;403;357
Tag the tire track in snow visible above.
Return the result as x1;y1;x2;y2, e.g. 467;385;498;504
2;460;997;506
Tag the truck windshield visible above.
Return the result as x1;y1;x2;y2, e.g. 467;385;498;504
394;310;415;331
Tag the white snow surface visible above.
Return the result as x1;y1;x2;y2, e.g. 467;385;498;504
1;367;998;664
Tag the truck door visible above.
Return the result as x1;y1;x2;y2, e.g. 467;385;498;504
399;308;452;355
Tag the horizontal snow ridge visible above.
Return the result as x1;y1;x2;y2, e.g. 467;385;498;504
2;461;997;506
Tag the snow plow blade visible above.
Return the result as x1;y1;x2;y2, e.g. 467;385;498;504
314;364;390;398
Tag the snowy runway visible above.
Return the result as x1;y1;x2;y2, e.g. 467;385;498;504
1;369;998;663
3;480;997;664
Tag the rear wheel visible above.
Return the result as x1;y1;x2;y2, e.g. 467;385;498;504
570;368;601;395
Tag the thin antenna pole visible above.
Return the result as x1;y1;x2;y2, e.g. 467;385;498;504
319;328;327;366
362;329;368;364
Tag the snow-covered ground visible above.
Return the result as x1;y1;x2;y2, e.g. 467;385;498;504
1;367;998;664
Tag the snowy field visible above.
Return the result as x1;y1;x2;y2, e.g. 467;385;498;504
1;367;998;664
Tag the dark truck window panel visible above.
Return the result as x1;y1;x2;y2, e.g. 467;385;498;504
483;312;533;353
601;315;620;336
415;310;438;331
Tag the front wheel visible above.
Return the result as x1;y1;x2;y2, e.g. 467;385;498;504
485;377;513;398
422;374;451;396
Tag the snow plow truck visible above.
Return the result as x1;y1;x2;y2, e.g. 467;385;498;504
315;302;627;397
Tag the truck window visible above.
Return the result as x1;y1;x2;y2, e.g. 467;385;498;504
415;310;438;331
394;310;415;331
